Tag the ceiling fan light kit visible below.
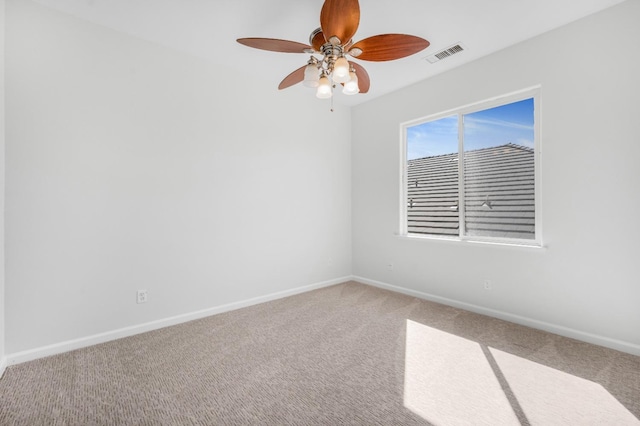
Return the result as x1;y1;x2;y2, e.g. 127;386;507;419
343;68;360;95
303;58;320;88
317;72;333;99
237;0;430;100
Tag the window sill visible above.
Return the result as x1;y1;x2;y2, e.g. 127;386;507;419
395;233;547;251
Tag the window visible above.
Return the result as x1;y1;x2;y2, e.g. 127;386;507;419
402;89;540;245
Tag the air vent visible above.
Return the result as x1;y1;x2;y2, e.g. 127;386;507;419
425;43;466;64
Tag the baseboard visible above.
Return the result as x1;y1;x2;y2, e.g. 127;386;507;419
6;276;351;366
353;275;640;356
0;356;6;379
9;275;637;365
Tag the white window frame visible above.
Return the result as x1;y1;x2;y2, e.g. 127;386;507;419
400;87;542;247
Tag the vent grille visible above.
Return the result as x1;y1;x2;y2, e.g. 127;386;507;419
425;43;466;64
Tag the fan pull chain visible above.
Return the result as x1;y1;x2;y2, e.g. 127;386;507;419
330;83;335;112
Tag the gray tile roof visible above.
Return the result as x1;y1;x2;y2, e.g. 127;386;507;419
407;143;535;239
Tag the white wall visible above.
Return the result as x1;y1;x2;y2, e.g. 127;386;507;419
0;0;6;374
5;0;352;355
352;0;640;354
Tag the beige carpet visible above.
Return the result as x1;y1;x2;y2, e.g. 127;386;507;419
1;281;638;425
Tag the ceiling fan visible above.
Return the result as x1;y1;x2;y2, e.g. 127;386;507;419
237;0;430;98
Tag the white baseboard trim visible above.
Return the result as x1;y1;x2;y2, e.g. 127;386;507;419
354;275;640;356
0;356;7;379
6;276;351;366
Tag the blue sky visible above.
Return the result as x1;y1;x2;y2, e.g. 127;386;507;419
407;98;534;160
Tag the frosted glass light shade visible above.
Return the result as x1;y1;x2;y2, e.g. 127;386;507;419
303;64;319;88
342;71;359;95
332;57;350;83
316;75;332;98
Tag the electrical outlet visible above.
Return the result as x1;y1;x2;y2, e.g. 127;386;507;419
483;280;492;290
137;290;148;304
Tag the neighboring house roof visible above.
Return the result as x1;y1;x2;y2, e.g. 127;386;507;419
407;143;535;239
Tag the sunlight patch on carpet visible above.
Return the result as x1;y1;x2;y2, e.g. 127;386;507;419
403;320;639;425
491;348;640;425
404;320;520;425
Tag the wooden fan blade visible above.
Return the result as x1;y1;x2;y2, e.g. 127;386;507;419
320;0;360;45
278;65;306;90
349;61;370;93
237;38;311;53
351;34;430;62
310;30;326;52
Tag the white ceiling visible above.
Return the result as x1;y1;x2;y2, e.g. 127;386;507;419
33;0;627;106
